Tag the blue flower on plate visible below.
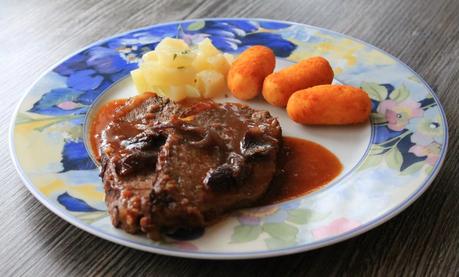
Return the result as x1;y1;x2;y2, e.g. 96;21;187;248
54;46;136;94
182;20;297;57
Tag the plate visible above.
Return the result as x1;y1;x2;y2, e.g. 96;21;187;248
9;18;448;259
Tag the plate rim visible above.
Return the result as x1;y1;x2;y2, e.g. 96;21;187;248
8;17;449;259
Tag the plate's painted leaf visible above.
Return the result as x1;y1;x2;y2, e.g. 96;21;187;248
408;75;422;83
359;154;383;171
369;144;387;155
370;99;380;111
287;209;313;225
231;225;262;243
61;140;96;172
424;165;433;175
396;133;426;170
381;83;395;93
187;21;205;31
419;97;436;109
373;125;403;144
361;82;388;101
371;112;387;124
28;88;87;116
265;237;296;250
262;223;298;241
390;84;410;102
15;113;35;124
386;148;403;170
57;192;100;212
65;125;84;140
401;162;424;176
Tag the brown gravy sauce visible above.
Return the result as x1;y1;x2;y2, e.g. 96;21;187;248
90;99;127;160
90;99;343;204
259;136;343;204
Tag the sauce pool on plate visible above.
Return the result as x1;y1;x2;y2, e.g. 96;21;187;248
260;136;343;204
90;99;343;204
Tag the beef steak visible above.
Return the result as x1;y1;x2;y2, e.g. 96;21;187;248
98;93;282;240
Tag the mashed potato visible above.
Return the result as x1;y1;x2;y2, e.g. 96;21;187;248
131;38;233;101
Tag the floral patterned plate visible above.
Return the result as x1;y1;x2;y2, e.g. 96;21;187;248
9;18;448;259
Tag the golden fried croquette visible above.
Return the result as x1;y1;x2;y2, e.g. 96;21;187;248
227;46;275;100
287;84;371;125
262;56;334;107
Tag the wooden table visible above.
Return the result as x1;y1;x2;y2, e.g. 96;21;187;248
1;0;458;275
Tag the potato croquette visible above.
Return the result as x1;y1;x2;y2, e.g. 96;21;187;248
287;85;371;125
262;56;334;107
227;46;275;100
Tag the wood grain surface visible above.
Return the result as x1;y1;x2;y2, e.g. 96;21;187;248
1;0;458;276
